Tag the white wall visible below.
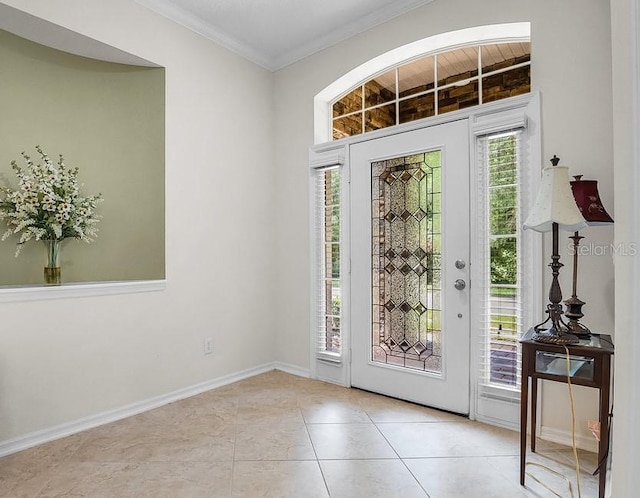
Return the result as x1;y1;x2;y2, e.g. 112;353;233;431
273;0;614;445
611;0;640;495
0;0;276;442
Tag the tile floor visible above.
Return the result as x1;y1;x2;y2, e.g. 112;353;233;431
0;370;601;497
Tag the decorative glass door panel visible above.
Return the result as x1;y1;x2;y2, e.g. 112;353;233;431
350;120;470;414
372;153;442;373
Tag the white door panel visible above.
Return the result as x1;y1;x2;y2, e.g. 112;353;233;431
350;119;470;414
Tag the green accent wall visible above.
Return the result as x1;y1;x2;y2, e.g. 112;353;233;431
0;29;165;285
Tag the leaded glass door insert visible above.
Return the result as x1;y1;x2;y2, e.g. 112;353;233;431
372;152;442;373
350;120;470;414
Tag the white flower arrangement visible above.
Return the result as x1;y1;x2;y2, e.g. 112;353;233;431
0;146;102;256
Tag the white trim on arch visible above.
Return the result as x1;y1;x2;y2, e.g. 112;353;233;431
313;22;531;144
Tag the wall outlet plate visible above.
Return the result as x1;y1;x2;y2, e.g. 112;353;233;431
204;337;213;355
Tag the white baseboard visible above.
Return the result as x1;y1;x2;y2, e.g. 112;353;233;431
272;361;311;378
539;425;599;453
0;361;309;458
475;413;519;433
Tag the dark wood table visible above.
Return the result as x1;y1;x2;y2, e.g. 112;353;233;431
519;328;614;498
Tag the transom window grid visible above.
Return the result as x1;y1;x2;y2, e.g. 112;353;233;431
332;43;531;140
315;167;342;356
371;152;443;373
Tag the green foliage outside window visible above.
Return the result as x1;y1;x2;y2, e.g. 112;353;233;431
488;135;518;287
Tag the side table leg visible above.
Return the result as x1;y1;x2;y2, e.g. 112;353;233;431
598;357;611;498
531;377;538;452
520;375;529;486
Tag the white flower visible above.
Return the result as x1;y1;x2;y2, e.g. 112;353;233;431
0;146;103;256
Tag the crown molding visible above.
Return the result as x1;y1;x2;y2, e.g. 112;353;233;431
269;0;435;70
135;0;273;69
136;0;433;71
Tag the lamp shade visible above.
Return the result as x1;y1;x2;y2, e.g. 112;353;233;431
523;165;587;233
570;176;614;226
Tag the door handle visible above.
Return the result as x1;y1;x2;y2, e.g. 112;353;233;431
454;279;466;290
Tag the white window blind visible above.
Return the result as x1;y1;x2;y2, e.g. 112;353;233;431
313;166;342;360
476;129;528;398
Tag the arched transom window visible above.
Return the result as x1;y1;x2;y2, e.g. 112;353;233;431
332;42;530;140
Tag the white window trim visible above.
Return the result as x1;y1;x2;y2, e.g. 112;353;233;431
308;146;351;385
310;11;535;411
310;92;542;408
470;94;542;429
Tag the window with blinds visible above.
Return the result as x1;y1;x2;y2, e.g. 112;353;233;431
314;166;342;358
477;131;524;391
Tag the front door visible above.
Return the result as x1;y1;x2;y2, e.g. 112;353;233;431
350;119;470;414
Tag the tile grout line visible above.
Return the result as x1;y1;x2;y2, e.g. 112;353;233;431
229;400;240;497
302;407;333;497
372;420;431;497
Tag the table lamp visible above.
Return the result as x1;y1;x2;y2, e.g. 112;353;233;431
563;176;614;336
523;155;587;344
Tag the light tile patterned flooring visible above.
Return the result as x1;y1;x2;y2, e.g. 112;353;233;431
1;371;600;497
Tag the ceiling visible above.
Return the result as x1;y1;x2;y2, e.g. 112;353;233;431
135;0;434;71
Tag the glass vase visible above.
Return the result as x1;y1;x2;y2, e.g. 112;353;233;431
44;239;61;285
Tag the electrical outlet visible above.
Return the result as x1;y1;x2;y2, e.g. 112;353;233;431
204;337;213;355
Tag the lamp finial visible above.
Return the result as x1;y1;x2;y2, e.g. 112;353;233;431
550;155;560;167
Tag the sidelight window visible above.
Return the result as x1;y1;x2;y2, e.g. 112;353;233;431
477;131;525;389
314;166;342;356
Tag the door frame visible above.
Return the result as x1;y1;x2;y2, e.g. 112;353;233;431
309;92;541;424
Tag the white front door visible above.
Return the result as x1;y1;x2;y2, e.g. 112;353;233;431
350;119;470;414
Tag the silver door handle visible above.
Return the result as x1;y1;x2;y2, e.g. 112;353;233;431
454;279;466;290
455;260;466;269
